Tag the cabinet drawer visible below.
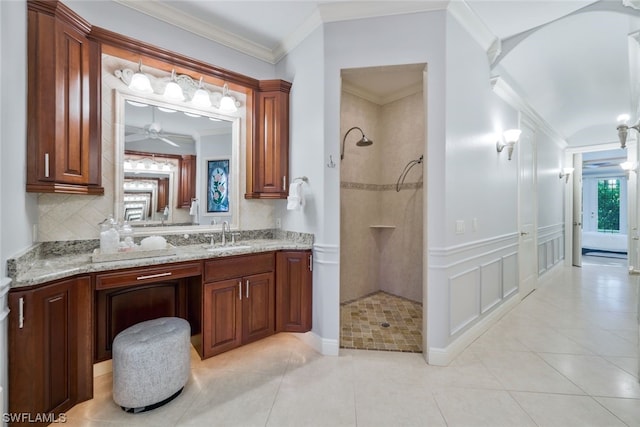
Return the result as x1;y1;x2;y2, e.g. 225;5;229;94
95;261;202;290
204;253;274;283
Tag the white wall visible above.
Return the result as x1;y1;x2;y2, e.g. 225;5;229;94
536;129;567;275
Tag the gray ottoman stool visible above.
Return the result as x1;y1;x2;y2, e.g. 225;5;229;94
112;317;190;413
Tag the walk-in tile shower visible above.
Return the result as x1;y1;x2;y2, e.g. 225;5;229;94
339;64;425;352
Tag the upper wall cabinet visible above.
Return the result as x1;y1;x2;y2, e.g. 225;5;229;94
26;0;103;195
246;80;292;199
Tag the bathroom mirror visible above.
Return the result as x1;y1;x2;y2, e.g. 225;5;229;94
114;91;241;231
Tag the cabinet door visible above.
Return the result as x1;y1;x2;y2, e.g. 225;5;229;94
9;276;92;424
276;251;312;333
178;154;196;208
242;272;275;344
26;2;102;195
203;278;243;358
246;80;291;199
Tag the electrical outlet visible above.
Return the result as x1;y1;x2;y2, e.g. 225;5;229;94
455;220;465;234
32;224;38;242
275;218;282;229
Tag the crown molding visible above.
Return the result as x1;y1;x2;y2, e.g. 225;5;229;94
490;75;567;149
317;1;448;23
113;0;276;63
115;0;450;64
273;8;325;63
447;0;500;64
342;81;422;106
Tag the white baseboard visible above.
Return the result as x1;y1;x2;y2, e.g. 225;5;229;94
427;292;520;366
295;331;339;356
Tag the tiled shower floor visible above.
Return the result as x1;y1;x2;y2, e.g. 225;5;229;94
340;291;422;352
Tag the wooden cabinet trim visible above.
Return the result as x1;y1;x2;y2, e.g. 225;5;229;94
204;252;274;283
95;261;202;290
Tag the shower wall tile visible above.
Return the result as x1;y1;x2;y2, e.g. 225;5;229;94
379;188;424;302
340;92;381;184
380;92;425;185
340;89;424;303
340;187;380;302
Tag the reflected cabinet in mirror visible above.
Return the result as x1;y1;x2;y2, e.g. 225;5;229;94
106;55;241;230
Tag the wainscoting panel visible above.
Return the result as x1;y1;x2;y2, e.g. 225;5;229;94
480;258;502;314
538;224;564;276
449;267;480;336
502;252;518;298
428;233;520;365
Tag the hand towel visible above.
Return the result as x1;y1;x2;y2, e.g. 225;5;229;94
287;181;304;210
189;199;198;216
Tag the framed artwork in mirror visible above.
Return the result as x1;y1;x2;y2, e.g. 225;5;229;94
207;158;230;213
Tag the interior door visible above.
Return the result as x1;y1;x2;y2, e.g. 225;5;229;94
572;153;583;267
518;120;538;298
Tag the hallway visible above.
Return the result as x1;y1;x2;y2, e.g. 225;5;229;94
64;258;640;426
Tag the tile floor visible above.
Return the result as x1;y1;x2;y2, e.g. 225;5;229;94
340;291;422;352
64;255;639;426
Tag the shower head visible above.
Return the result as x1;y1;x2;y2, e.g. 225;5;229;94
356;135;373;147
341;126;373;160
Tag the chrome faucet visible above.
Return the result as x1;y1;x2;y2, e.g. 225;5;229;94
221;221;230;245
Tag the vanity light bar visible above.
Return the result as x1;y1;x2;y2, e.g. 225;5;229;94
114;66;241;112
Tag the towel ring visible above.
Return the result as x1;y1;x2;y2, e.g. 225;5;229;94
293;176;308;183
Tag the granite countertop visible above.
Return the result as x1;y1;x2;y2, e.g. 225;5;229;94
8;230;313;288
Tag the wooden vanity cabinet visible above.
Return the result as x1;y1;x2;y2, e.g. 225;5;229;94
94;262;202;361
276;250;313;333
246;80;292;199
202;253;275;357
8;276;93;426
26;0;103;195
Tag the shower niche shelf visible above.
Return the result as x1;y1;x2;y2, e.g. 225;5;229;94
369;225;396;229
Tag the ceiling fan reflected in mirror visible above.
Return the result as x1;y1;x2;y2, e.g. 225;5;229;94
124;122;193;147
124;103;194;147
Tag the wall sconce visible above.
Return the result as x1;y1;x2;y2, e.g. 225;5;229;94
559;167;574;183
620;161;638;179
616;114;638;149
496;129;521;160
